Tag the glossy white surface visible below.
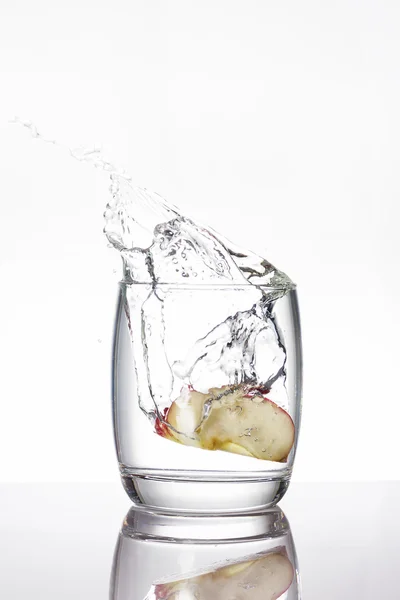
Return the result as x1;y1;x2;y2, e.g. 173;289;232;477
0;483;399;598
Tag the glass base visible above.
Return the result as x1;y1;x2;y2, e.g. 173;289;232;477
120;468;291;515
122;506;290;543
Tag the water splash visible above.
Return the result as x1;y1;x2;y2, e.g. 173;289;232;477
14;118;295;458
10;116;131;178
11;117;294;289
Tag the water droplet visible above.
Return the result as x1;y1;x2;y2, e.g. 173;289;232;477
262;448;266;452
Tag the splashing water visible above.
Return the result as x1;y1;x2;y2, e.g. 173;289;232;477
9;117;131;178
102;164;295;453
11;117;293;289
14;118;296;458
103;172;294;290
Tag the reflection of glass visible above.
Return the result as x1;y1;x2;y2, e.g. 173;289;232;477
113;284;302;513
110;507;301;600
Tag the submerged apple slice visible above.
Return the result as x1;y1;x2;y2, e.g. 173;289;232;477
154;550;294;600
162;385;295;462
199;388;295;461
164;387;206;447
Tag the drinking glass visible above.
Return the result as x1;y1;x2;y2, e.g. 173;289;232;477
112;283;302;513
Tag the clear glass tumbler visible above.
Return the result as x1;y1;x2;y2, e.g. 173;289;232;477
112;283;302;513
110;506;301;600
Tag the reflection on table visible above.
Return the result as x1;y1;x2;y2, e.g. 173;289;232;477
110;506;301;600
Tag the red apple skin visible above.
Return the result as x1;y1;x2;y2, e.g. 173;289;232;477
154;407;173;439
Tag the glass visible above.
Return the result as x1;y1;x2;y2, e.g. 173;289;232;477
110;506;301;600
113;283;302;513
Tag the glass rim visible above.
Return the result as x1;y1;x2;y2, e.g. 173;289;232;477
118;280;296;290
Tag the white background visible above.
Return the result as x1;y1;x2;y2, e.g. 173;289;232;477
0;0;399;483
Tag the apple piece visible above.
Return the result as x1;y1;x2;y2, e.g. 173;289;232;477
220;441;255;457
163;387;207;447
154;551;294;600
162;385;294;462
199;387;295;461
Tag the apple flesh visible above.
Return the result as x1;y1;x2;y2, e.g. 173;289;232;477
163;387;206;448
160;385;295;462
154;550;294;600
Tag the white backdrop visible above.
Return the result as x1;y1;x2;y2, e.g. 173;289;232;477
0;0;399;482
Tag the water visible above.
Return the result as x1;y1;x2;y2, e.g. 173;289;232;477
103;173;294;290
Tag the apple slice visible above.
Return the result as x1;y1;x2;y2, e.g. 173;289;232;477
154;550;294;600
162;387;206;447
199;387;295;461
219;441;254;457
162;385;295;462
